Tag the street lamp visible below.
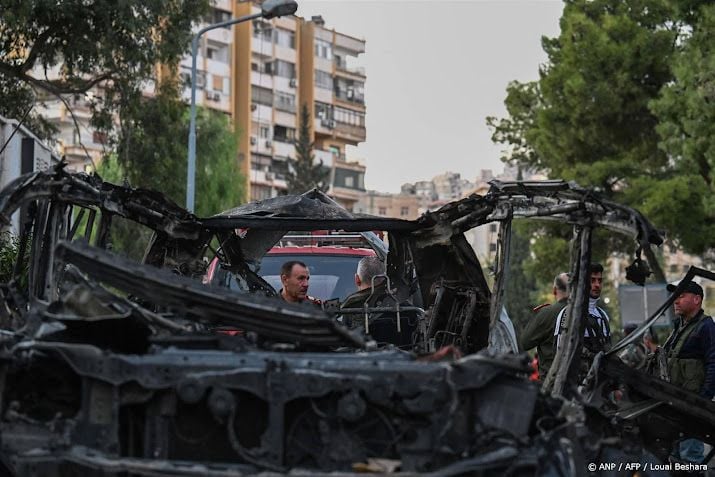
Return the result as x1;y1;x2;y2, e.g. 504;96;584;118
186;0;298;213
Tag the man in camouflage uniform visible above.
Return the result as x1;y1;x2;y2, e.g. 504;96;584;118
520;272;570;380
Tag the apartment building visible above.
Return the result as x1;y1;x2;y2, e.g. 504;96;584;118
41;1;368;210
355;191;421;220
186;1;367;208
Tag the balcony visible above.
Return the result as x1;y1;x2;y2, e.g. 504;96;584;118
335;61;366;79
206;58;230;77
206;27;232;45
251;37;273;55
335;122;366;143
251;104;273;121
251;71;274;89
250;136;273;155
273;140;295;158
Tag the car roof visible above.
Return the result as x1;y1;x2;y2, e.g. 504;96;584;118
267;246;376;256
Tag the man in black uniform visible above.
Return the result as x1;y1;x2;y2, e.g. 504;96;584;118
341;256;415;348
521;272;570;380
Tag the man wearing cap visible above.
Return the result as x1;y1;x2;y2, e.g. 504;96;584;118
663;280;715;464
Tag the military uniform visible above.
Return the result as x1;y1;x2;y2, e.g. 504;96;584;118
520;298;568;379
663;309;715;397
278;289;323;308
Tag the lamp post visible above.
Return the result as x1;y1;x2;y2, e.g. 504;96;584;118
186;0;298;212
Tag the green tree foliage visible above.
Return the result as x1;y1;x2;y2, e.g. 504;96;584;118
0;0;210;140
504;222;539;337
95;81;243;259
489;0;715;257
486;81;541;167
0;232;28;287
649;4;715;253
286;105;330;194
112;80;244;216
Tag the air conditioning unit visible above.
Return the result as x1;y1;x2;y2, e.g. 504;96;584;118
329;120;336;129
213;92;221;101
347;89;354;100
250;136;257;145
196;74;206;89
265;139;272;147
265;171;275;181
251;103;257;111
289;78;297;88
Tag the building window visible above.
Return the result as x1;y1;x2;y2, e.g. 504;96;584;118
251;86;273;106
489;223;497;233
252;122;271;139
274;60;295;79
378;207;386;216
206;44;228;63
314;70;333;90
250;184;272;201
329;145;340;157
315;39;332;59
334;106;365;127
315;102;334;122
401;207;409;216
669;264;678;273
273;125;296;142
212;74;224;92
335;78;365;103
344;176;354;187
207;9;231;27
274;28;295;49
489;243;497;252
274;91;296;113
252;22;272;42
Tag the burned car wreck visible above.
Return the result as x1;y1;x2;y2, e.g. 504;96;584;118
0;165;712;476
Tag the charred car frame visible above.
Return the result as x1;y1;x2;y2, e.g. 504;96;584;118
0;166;712;476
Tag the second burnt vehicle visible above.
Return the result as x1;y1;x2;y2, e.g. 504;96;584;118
0;165;712;475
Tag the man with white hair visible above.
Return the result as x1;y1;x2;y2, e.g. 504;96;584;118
341;256;415;348
341;256;386;312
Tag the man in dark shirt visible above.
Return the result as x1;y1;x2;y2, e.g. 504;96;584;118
341;256;415;348
520;272;570;379
663;280;715;464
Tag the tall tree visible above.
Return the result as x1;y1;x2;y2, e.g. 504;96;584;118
0;0;210;140
110;79;244;217
286;104;330;194
530;0;675;193
488;0;715;258
486;81;542;168
649;3;715;254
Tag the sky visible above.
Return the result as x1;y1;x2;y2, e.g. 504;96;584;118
296;0;564;193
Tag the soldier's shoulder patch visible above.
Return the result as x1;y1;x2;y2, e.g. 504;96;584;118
532;303;550;313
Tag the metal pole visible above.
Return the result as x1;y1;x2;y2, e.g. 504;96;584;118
187;13;263;213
